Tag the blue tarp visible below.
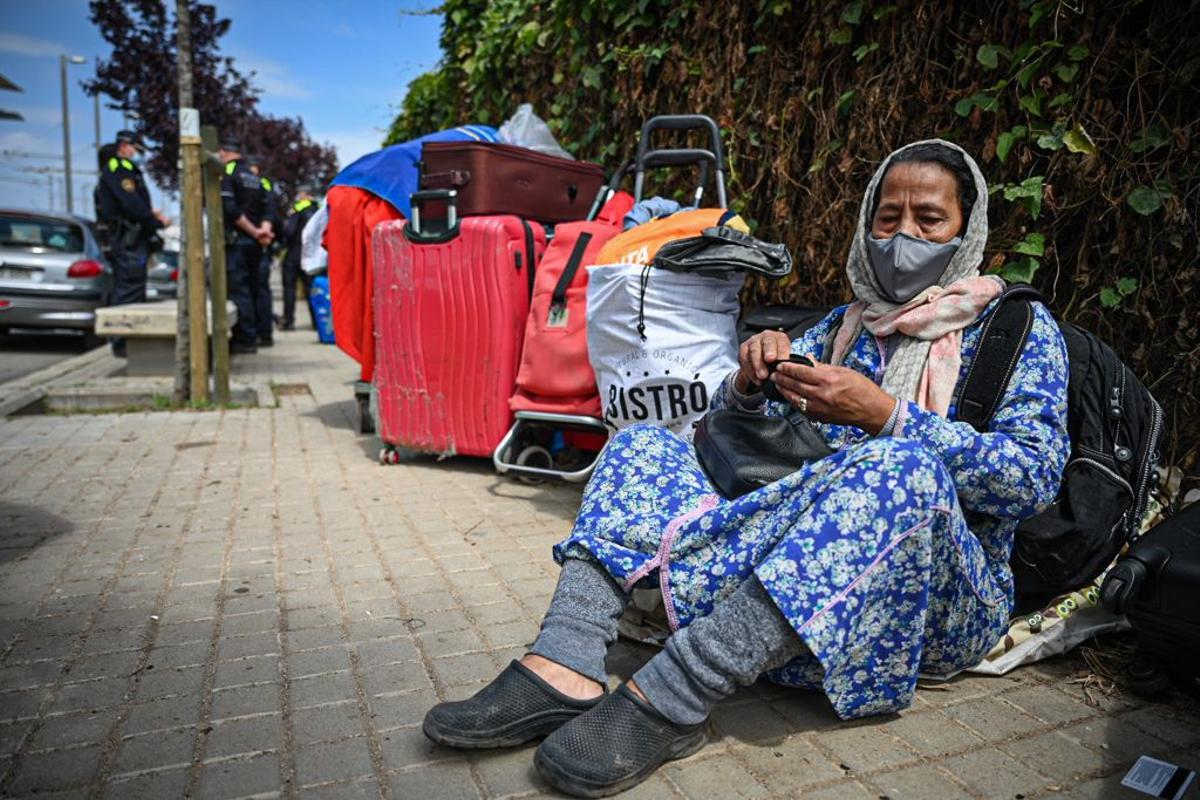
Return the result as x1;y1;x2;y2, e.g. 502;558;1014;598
328;125;499;217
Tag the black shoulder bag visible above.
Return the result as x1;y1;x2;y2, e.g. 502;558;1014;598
693;356;833;499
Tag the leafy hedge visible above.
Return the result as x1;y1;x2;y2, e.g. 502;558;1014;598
387;0;1200;478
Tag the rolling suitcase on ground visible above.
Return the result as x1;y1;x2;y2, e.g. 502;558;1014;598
1101;501;1200;696
372;190;546;458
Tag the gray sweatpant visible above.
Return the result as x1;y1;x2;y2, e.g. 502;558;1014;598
528;557;804;725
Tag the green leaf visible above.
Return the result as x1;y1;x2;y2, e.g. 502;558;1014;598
1062;123;1098;157
1068;45;1090;61
1127;184;1164;215
1029;1;1049;28
977;44;1000;69
954;97;975;117
853;42;879;62
1099;287;1122;308
1047;92;1073;109
1016;62;1039;89
997;131;1016;163
1019;91;1043;116
1003;176;1045;218
841;1;864;24
872;4;896;20
748;44;767;55
996;256;1040;283
1055;63;1080;83
1010;124;1028;138
1036;131;1063;150
1012;232;1046;257
1117;277;1139;296
1130;124;1169;153
836;89;856;114
829;26;853;45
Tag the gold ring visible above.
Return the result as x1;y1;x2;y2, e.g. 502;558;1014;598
797;396;808;413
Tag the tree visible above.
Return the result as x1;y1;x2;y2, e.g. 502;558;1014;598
85;0;337;196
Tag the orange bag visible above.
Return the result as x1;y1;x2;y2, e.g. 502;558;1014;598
594;208;748;266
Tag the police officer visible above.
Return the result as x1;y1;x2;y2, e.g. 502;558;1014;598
95;130;170;356
247;156;283;345
279;185;320;331
217;135;273;354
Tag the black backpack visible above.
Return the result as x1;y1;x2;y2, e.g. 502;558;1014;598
957;284;1165;610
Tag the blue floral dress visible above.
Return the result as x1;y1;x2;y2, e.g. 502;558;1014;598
556;300;1070;719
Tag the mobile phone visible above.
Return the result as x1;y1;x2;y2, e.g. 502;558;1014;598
766;354;814;376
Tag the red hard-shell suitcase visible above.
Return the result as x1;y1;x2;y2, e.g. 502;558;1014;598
420;141;605;223
372;191;546;457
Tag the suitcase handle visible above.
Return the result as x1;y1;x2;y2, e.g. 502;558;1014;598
405;189;461;243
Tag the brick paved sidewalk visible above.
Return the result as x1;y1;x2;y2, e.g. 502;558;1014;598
1;328;1196;799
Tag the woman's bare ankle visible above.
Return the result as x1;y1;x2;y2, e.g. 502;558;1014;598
520;654;605;700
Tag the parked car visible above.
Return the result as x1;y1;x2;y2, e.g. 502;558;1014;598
147;249;179;301
0;209;112;336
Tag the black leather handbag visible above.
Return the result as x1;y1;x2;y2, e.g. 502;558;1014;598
693;407;833;499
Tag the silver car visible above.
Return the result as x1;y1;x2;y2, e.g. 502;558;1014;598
0;209;113;334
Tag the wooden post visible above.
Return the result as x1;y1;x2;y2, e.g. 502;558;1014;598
172;0;193;402
180;107;208;403
202;125;230;404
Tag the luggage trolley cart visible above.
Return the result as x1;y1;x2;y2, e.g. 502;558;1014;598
494;114;729;483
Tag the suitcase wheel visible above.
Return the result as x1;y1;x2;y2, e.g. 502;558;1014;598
1127;651;1173;698
515;445;553;485
379;445;401;466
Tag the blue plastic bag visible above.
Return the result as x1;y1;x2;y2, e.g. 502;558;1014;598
309;275;335;344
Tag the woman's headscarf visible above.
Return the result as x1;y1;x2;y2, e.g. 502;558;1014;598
830;139;1003;417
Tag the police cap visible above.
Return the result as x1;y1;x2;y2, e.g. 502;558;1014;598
218;134;242;152
115;129;144;150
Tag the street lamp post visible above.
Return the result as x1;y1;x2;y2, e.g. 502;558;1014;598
59;54;86;214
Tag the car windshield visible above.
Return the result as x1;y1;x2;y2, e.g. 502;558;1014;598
0;214;84;253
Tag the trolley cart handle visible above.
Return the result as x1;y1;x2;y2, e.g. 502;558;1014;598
405;189;460;244
634;148;726;208
636;115;726;173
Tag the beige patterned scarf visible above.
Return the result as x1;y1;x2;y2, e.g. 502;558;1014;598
830;140;1002;417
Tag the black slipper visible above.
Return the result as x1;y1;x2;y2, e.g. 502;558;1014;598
534;684;707;797
422;660;605;749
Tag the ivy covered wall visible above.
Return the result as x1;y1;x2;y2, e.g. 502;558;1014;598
387;0;1200;475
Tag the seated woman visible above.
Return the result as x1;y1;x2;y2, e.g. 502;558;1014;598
423;140;1070;797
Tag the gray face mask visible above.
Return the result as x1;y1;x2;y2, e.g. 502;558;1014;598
866;231;962;304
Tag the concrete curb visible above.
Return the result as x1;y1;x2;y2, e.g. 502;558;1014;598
0;345;123;417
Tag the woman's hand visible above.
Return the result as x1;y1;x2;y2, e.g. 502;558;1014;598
772;360;897;434
735;330;792;393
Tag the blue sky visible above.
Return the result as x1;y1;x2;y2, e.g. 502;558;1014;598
0;0;444;216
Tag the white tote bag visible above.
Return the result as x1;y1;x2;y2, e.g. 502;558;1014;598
586;263;740;439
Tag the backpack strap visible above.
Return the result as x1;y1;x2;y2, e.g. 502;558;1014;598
551;231;594;311
957;284;1047;432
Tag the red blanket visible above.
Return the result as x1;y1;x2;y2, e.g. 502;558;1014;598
323;185;402;381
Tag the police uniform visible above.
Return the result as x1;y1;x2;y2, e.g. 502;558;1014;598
95;133;163;310
253;168;283;345
280;195;319;330
219;141;269;351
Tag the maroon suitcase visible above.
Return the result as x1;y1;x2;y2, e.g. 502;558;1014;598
419;141;605;223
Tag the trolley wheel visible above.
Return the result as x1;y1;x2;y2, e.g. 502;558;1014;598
514;445;553;484
379;445;400;465
1128;651;1173;698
